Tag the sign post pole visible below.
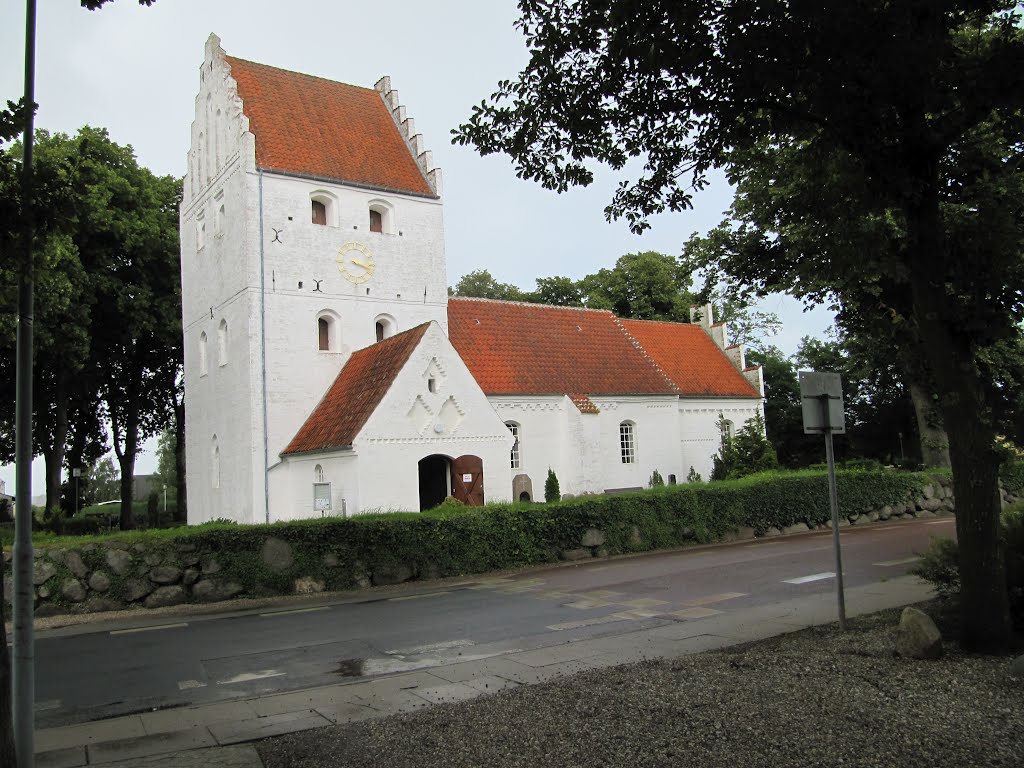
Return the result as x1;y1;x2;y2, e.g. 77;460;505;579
799;371;848;631
820;394;847;631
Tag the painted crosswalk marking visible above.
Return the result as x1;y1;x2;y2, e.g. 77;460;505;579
178;679;207;690
669;607;724;619
217;669;286;685
783;572;835;585
684;592;746;606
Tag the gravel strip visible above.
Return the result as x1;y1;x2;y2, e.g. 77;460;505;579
257;605;1023;768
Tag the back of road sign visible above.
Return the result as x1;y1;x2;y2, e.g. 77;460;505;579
799;371;846;434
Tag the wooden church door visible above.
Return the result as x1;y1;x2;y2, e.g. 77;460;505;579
451;455;484;506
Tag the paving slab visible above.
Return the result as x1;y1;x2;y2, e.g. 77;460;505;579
141;700;260;735
249;684;365;717
102;744;263;768
36;715;146;753
36;746;87;768
462;674;521;695
508;641;608;668
312;698;381;725
209;710;332;746
88;726;217;765
413;681;484;705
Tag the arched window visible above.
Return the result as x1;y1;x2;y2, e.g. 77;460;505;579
314;464;324;483
619;421;636;464
375;314;396;342
317;311;339;352
217;319;228;366
196;214;206;251
506;422;521;469
211;435;220;489
367;200;393;234
721;419;735;441
310;191;337;227
199;331;208;376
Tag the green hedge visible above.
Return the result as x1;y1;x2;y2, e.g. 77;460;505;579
8;468;932;600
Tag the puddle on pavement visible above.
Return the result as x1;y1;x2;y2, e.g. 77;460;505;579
334;658;365;677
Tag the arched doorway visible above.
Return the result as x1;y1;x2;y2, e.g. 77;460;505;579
418;454;450;511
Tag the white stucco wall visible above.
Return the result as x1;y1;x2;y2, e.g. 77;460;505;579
680;398;766;481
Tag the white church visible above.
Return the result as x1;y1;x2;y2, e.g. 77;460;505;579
179;35;765;525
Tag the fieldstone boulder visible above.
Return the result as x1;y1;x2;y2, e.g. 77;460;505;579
144;585;186;609
105;548;132;576
33;561;57;586
88;571;111;593
1009;655;1024;682
922;497;944;511
64;551;89;579
737;526;756;540
372;563;414;585
192;579;244;603
144;552;163;567
763;526;782;537
294;576;326;594
149;566;183;585
323;553;340;568
60;579;87;603
83;597;124;613
124;579;155;602
630;526;643;546
560;548;591;562
200;555;221;574
37;584;52;600
581;528;606;547
879;505;893;520
922;484;935;499
261;537;294;572
181;552;201;568
782;522;810;536
182;568;201;587
896;607;943;659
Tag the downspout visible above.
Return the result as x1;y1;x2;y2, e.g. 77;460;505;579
258;168;270;524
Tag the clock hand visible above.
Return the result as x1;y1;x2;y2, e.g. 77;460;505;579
350;258;373;268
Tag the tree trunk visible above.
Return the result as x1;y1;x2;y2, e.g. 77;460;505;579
907;379;951;468
117;451;136;531
173;393;186;523
43;367;69;517
907;177;1012;652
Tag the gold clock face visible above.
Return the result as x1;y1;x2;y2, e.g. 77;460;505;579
336;242;376;284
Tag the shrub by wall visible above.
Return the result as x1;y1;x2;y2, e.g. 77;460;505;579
5;466;1011;618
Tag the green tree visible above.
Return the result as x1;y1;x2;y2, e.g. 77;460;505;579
544;468;561;503
531;275;583;306
454;0;1024;651
745;346;815;468
578;251;694;321
450;269;525;301
88;457;120;503
711;412;779;480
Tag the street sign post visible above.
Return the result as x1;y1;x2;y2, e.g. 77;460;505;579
799;371;848;631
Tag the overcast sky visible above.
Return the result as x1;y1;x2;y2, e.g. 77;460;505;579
1;0;834;496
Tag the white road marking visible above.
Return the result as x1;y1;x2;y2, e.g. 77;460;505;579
217;669;286;685
385;638;474;656
110;622;188;636
547;614;633;631
926;520;954;526
873;526;901;531
783;572;835;585
177;679;207;690
259;606;329;617
363;650;509;676
874;556;921;567
388;591;452;602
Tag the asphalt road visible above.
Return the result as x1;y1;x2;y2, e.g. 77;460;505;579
34;516;954;728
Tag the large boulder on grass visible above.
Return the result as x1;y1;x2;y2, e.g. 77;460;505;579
896;607;943;659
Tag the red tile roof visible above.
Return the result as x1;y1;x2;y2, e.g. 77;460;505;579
618;318;760;398
225;56;435;197
569;394;601;414
282;324;429;455
448;298;678;396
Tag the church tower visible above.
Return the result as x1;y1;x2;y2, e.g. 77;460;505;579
180;35;447;523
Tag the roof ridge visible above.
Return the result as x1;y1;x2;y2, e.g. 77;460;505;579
448;296;614;315
611;317;682;395
225;55;372;93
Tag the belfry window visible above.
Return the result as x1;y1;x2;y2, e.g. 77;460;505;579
318;317;330;351
369;209;383;233
507;422;521;469
312;200;327;226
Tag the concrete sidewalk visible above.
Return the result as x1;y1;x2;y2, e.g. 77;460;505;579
35;575;934;768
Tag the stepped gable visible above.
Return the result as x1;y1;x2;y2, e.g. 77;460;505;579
618;318;760;398
225;56;435;197
447;298;679;396
283;324;430;455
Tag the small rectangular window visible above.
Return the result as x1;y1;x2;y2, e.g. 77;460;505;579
369;209;383;233
318;317;330;351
